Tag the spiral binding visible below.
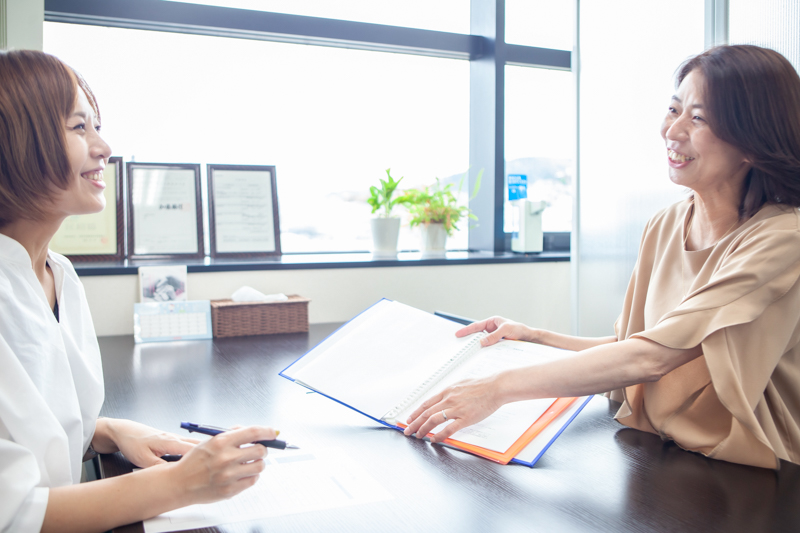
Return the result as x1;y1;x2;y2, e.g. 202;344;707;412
382;332;487;422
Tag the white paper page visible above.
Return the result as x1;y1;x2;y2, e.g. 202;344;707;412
396;340;577;453
131;168;199;255
213;170;276;253
143;448;393;533
290;300;475;419
283;299;394;377
514;396;593;464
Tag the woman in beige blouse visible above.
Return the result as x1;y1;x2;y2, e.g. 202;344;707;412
404;45;800;469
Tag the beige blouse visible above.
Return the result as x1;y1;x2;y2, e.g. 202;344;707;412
610;199;800;469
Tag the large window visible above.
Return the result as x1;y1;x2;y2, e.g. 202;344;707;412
505;0;573;51
44;22;469;253
44;0;573;255
505;66;574;232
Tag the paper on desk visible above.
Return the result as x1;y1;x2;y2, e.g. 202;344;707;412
143;447;393;533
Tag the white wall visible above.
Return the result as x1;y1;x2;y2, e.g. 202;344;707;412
574;0;706;337
1;0;43;50
82;262;572;337
729;0;800;71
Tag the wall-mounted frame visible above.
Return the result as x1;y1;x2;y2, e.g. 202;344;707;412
207;164;281;258
126;162;204;260
49;156;125;262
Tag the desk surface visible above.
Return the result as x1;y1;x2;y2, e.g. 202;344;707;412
98;325;800;533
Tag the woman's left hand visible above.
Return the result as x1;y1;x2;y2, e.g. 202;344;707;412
402;375;504;443
93;418;200;468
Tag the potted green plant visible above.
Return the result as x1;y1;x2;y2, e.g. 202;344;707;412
367;169;408;258
403;169;482;258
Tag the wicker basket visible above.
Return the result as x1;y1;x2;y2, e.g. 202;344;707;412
210;295;310;338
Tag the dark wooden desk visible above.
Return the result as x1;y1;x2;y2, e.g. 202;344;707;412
98;325;800;533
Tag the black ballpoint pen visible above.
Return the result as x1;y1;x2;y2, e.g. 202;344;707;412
180;422;300;450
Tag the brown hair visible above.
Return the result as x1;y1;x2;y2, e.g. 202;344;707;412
0;49;100;226
677;45;800;219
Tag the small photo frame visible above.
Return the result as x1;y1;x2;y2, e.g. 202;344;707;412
127;162;204;260
139;265;188;303
49;156;124;261
207;164;281;258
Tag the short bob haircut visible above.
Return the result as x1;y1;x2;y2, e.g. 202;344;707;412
0;49;100;226
677;45;800;219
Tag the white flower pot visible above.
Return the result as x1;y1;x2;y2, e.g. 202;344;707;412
370;217;401;259
420;222;447;258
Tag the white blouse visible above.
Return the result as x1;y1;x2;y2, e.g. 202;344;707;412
0;234;104;532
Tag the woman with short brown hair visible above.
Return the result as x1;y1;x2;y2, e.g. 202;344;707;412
0;50;94;224
0;50;276;532
405;45;800;470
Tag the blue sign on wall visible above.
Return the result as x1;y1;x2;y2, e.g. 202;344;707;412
507;174;528;201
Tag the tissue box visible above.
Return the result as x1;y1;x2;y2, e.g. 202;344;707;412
210;295;310;338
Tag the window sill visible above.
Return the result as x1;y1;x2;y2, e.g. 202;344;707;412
73;250;570;276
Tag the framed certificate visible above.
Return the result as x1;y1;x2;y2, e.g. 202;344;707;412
127;163;204;260
207;164;281;258
49;156;124;262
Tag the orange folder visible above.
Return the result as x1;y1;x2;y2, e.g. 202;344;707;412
397;396;578;465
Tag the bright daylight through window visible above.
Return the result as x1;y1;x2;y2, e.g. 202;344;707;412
44;0;574;255
505;66;574;233
44;23;469;253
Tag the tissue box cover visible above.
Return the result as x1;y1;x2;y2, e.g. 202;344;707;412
210;295;310;337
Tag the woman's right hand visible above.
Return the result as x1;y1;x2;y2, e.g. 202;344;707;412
171;426;277;505
456;316;536;346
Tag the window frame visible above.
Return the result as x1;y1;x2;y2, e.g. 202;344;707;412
44;0;572;255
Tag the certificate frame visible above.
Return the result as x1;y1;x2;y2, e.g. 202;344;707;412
207;164;281;259
49;156;124;262
126;162;204;261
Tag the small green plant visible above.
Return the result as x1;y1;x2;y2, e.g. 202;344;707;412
367;169;408;218
403;169;483;236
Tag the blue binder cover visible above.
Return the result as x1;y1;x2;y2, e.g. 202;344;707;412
510;395;595;467
280;298;592;467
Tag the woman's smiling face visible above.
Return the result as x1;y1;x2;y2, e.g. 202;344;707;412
48;87;112;220
661;70;751;197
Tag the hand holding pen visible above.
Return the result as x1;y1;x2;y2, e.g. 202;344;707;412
161;422;298;462
181;422;299;450
159;425;281;504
